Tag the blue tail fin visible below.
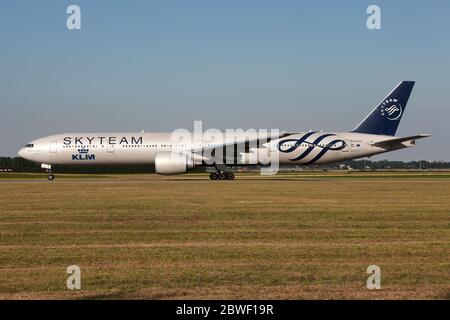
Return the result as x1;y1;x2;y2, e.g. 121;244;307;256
353;81;415;136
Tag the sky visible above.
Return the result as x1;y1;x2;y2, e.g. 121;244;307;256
0;0;449;160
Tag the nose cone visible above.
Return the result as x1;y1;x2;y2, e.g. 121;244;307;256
18;148;27;159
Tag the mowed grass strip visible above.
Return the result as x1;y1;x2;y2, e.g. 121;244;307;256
0;174;449;299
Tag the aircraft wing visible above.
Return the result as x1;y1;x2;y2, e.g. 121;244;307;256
373;134;432;148
188;131;292;154
178;130;293;165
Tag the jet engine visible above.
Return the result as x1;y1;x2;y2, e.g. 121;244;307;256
154;152;195;175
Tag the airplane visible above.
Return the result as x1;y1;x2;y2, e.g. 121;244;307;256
18;81;430;181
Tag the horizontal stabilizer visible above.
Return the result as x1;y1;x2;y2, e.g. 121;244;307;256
373;134;431;148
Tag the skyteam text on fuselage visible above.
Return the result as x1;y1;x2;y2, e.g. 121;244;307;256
18;81;431;180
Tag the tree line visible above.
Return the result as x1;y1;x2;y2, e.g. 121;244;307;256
1;157;450;174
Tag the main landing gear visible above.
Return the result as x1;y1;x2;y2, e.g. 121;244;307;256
209;170;235;180
209;164;235;180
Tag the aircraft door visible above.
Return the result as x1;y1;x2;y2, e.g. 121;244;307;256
342;140;350;152
107;143;114;153
49;141;57;153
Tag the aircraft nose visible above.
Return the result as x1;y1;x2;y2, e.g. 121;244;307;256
18;148;26;159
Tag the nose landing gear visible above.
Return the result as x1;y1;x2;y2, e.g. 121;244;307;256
41;164;55;181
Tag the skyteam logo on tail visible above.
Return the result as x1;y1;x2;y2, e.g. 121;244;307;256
381;98;402;120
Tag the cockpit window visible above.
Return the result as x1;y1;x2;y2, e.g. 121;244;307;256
25;143;34;148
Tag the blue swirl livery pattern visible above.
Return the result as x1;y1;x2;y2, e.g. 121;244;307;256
277;132;346;164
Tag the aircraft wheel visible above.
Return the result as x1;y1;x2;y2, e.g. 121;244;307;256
218;172;226;180
48;174;55;181
226;172;235;180
210;172;218;180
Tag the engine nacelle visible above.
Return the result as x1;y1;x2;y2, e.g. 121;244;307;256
155;152;195;175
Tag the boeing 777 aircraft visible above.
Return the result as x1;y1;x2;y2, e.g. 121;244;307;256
18;81;430;180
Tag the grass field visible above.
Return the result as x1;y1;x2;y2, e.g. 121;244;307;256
0;171;449;299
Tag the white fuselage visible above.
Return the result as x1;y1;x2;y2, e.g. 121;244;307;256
18;131;396;168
